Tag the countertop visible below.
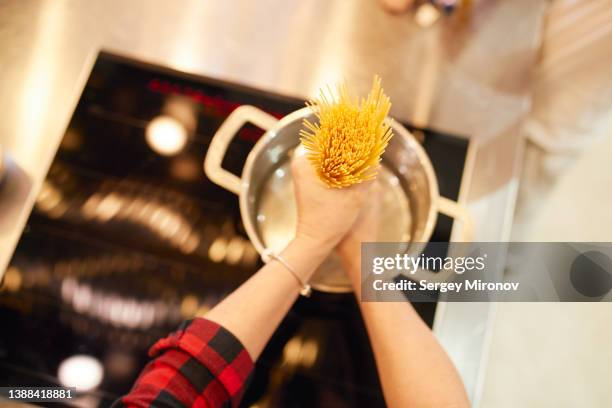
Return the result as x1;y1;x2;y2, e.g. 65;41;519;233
0;0;547;405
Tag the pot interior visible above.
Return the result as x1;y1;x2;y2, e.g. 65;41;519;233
242;109;436;291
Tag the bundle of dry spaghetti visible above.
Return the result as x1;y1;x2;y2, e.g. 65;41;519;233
300;76;393;188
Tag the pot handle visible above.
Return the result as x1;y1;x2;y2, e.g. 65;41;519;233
393;198;474;285
204;105;278;195
437;197;474;242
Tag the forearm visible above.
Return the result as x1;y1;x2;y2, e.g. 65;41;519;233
342;251;469;408
359;301;469;408
116;237;330;408
204;235;330;360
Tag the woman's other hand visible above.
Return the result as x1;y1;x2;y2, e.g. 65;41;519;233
337;182;381;283
291;150;372;252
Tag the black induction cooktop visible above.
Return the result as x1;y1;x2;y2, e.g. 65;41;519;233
0;52;469;407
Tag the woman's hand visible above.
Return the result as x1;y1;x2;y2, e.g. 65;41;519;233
336;182;381;283
291;150;372;252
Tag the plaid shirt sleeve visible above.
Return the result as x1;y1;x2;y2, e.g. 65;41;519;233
113;318;254;408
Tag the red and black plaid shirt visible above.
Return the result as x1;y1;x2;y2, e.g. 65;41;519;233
113;318;253;408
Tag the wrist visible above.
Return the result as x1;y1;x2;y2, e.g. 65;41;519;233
290;233;335;259
337;243;362;285
276;234;333;286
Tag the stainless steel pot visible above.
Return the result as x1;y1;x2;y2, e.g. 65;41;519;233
205;105;472;292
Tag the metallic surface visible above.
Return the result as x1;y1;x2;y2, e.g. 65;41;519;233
206;106;460;292
0;0;547;404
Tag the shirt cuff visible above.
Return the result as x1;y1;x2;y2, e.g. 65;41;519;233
150;318;254;408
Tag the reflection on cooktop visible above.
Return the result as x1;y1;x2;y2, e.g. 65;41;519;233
0;52;468;407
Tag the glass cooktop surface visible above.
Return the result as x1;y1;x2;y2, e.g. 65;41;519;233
0;53;469;407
